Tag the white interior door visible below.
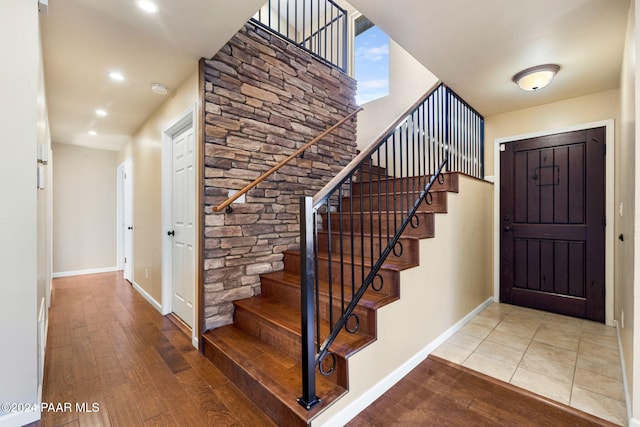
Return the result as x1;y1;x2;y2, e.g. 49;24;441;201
170;126;195;327
123;159;133;282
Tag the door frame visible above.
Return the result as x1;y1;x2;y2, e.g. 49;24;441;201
161;103;198;348
493;119;615;325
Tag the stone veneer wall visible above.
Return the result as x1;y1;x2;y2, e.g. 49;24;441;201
202;22;358;330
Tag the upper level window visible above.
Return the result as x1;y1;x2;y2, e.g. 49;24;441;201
354;16;390;105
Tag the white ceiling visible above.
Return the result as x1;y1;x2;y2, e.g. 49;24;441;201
350;0;630;116
41;0;265;150
41;0;630;151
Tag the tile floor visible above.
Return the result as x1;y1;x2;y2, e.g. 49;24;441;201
432;303;628;426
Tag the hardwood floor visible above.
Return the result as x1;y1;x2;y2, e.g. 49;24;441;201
348;355;617;427
33;272;275;427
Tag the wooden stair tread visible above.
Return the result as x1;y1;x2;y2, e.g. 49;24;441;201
353;171;459;185
203;326;347;424
261;270;398;309
234;296;375;358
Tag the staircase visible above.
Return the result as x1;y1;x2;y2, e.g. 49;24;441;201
202;165;460;426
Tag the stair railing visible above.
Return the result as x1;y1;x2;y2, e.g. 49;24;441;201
212;107;362;213
252;0;349;72
298;82;484;409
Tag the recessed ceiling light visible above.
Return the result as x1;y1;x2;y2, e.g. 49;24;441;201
151;82;169;95
137;0;158;13
96;109;107;117
88;130;97;136
109;71;125;81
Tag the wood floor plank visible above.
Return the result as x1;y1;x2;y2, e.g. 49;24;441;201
175;368;239;425
213;383;277;427
348;356;618;427
75;377;112;427
182;350;230;390
103;382;145;427
143;412;179;427
115;349;168;421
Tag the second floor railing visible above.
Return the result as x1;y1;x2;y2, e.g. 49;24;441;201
297;82;484;408
252;0;348;72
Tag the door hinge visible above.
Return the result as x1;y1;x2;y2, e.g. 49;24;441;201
124;257;127;263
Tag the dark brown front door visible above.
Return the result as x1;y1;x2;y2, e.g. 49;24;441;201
500;127;605;322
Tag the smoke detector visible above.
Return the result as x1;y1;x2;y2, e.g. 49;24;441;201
151;83;169;95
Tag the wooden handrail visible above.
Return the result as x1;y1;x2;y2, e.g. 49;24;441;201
212;106;363;213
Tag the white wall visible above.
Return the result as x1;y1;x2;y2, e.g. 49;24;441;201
118;70;198;304
629;1;640;424
0;1;44;425
52;144;118;275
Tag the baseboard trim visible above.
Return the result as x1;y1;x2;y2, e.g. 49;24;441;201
319;296;494;427
132;281;162;313
52;266;118;278
616;320;634;425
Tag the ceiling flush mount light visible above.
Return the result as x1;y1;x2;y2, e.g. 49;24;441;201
88;130;97;136
151;82;169;95
96;109;107;117
512;64;560;91
137;0;158;13
109;71;125;81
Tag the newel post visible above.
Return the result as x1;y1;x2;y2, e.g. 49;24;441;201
297;196;321;409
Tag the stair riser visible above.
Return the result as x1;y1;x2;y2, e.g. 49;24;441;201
356;163;387;178
317;232;419;266
321;212;435;239
284;252;400;298
233;304;349;388
343;191;447;213
202;339;308;427
261;276;377;336
351;173;459;195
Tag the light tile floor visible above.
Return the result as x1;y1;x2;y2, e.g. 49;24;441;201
432;303;627;425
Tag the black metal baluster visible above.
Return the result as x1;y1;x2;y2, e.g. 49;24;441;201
377;149;382;258
326;197;333;329
324;0;328;63
349;176;355;299
339;187;345;316
392;133;397;235
359;164;365;287
368;159;374;269
418;104;424;191
415;109;419;200
298;197;319;410
385;140;390;246
294;0;298;43
302;0;306;48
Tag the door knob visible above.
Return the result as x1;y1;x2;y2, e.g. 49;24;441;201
503;226;512;232
167;230;175;236
127;226;133;230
